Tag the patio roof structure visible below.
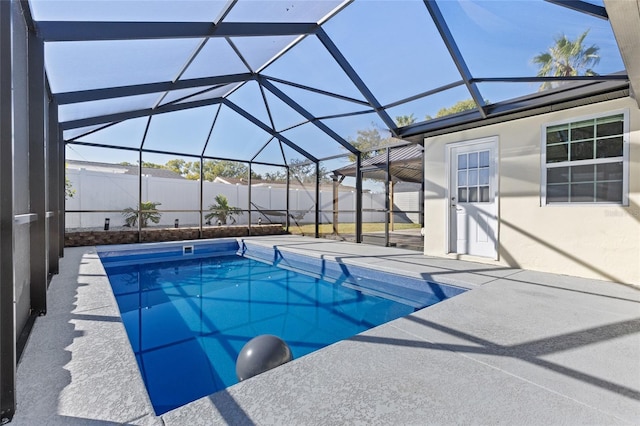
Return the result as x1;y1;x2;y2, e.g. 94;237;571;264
334;144;424;183
2;0;640;422
35;0;635;163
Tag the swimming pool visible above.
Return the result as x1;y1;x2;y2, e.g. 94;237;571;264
98;239;465;415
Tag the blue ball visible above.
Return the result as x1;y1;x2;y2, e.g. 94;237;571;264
236;334;293;381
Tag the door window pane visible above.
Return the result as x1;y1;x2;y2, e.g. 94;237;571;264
468;152;478;168
479;169;489;185
457;170;467;186
479;150;490;167
458;187;467;203
457;154;467;170
468;187;478;203
479;186;490;202
468;169;478;186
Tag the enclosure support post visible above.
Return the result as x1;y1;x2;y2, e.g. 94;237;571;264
384;147;390;247
285;166;290;232
47;99;60;276
58;129;65;257
138;117;152;243
420;144;425;236
389;180;394;231
355;153;362;243
332;175;339;236
28;29;47;316
199;157;204;238
137;150;143;243
0;0;16;421
315;161;320;238
248;162;252;235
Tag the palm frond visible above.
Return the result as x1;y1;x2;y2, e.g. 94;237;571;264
533;29;600;90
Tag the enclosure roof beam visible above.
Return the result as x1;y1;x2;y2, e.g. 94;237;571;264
262;75;370;107
315;28;399;136
59;97;224;130
214;0;239;25
223;99;318;163
388;74;629;129
37;21;320;42
422;0;487;119
250;137;276;163
260;77;359;155
54;73;254;104
545;0;608;20
399;80;629;141
65;140;289;169
469;75;629;83
383;80;465;110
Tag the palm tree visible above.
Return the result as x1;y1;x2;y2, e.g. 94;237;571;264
205;194;242;225
395;114;416;127
122;201;162;228
532;29;600;91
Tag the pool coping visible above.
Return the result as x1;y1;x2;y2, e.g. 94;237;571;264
98;237;469;308
12;235;640;425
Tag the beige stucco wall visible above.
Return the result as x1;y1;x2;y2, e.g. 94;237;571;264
424;97;640;285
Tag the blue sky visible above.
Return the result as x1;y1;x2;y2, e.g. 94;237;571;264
48;0;624;166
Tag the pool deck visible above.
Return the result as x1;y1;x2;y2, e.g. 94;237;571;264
12;235;640;425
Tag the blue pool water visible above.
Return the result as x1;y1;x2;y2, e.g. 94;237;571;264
99;240;465;415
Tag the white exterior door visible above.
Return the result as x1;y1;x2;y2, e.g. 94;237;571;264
448;138;498;259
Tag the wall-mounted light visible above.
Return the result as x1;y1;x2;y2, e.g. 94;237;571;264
174;219;179;228
258;217;262;226
217;219;222;226
104;218;110;231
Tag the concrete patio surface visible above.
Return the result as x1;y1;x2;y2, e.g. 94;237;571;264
11;235;640;425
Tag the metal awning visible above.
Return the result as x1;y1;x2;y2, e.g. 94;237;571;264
334;144;423;183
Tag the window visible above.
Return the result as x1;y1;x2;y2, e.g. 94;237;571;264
457;150;490;203
542;111;628;205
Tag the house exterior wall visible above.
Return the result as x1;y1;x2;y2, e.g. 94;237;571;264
424;97;640;285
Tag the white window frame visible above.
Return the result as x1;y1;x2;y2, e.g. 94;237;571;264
540;108;629;206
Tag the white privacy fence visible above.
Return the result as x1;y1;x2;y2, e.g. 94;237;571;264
65;169;419;229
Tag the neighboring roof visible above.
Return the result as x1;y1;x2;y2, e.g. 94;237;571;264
214;175;356;192
66;159;185;179
334;144;423;183
213;177;249;185
213;176;280;187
